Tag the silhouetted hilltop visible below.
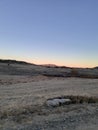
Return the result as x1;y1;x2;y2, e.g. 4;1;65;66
42;64;69;69
94;66;98;69
0;59;34;65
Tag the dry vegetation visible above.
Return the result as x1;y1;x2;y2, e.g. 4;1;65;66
0;60;98;130
48;95;98;104
0;95;98;125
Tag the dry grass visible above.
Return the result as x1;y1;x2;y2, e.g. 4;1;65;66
0;62;98;129
0;104;43;123
48;95;98;104
66;95;98;104
0;95;98;123
70;69;98;79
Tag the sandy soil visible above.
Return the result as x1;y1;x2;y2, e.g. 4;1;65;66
0;63;98;130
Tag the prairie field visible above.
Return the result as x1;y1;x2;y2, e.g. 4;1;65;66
0;61;98;130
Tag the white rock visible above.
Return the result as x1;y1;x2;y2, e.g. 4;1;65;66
46;98;71;107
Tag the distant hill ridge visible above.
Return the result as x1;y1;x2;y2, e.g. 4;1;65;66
0;59;33;65
94;66;98;69
0;59;98;69
0;59;98;78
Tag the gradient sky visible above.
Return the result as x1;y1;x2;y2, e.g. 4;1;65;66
0;0;98;67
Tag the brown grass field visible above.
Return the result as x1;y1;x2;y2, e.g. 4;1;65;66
0;60;98;130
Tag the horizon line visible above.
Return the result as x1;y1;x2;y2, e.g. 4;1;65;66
0;58;97;69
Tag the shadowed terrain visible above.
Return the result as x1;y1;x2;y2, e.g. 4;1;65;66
0;59;98;78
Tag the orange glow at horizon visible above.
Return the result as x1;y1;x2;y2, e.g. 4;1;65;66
27;59;97;68
1;56;97;68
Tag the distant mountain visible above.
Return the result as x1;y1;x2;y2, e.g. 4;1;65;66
42;64;69;68
42;64;58;67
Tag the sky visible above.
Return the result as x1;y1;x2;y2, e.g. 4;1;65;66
0;0;98;67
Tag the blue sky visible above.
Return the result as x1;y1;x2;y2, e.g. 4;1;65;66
0;0;98;67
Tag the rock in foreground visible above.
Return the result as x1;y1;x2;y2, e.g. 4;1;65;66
46;98;71;107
